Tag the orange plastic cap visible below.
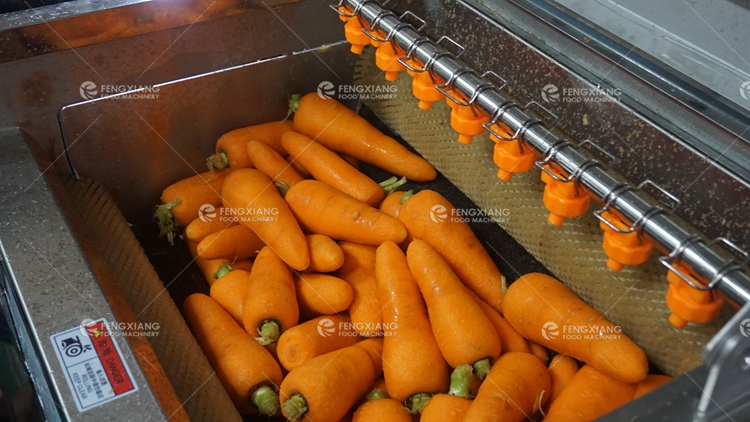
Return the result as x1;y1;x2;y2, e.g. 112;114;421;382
602;229;654;272
345;19;370;55
375;43;406;81
542;180;591;226
493;140;536;181
666;276;723;329
412;72;445;111
450;104;490;145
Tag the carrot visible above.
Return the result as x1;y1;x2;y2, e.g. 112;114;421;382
246;140;305;187
340;153;361;169
242;246;299;345
183;293;282;415
285;180;407;245
463;352;551;422
634;374;672;399
466;290;530;354
420;394;472;422
186;240;230;286
544;365;636;422
375;241;450;407
399;190;505;312
207;120;295;170
353;398;411;422
280;338;384;422
545;354;580;412
282;131;405;206
306;234;345;272
286;154;313;179
276;314;360;371
156;170;228;244
502;273;648;383
338;242;383;337
292;93;436;181
185;208;237;243
294;272;353;319
406;240;501;378
197;224;265;260
529;341;550;365
222;168;309;270
231;259;254;272
209;266;250;324
379;190;407;219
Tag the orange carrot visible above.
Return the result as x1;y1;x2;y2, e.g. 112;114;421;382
545;354;580;412
294;272;353;319
375;241;450;406
463;352;551;422
544;365;636;422
286;154;313;178
502;273;648;383
246;140;305;187
185;208;237;243
466;290;530;354
209;266;250;324
338;242;383;337
208;120;295;170
399;190;505;312
231;259;254;272
306;234;345;273
156;170;228;244
280;338;384;422
292;93;436;181
406;240;501;377
282;131;404;206
197;224;265;260
186;240;230;286
379;191;407;219
340;153;361;169
420;394;472;422
276;314;360;371
222;168;309;270
529;341;550;365
285;180;407;245
183;293;282;415
353;398;411;422
634;374;672;399
242;247;299;345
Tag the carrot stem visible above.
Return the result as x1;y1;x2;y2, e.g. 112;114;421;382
398;190;414;205
255;319;281;346
284;393;308;421
276;181;290;198
406;393;433;414
251;385;280;416
379;176;408;195
284;94;302;122
367;388;387;401
213;263;233;280
207;150;230;171
448;364;474;399
155;198;181;246
473;358;492;380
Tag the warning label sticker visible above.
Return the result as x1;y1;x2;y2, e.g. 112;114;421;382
50;318;138;412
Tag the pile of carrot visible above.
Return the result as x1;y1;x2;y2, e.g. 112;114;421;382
154;93;668;421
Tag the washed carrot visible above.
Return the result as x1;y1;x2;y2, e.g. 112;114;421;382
197;224;265;260
407;240;502;378
285;180;407;245
282;131;405;206
276;314;360;371
529;341;550;365
185;208;237;243
231;259;254;272
286;154;313;179
544;365;636;422
242;247;299;345
463;352;551;422
420;394;471;422
545;354;580;412
375;241;450;407
306;234;345;272
209;266;250;324
207;120;295;170
466;290;530;354
634;374;672;399
186;240;230;286
156;170;229;244
280;338;384;422
503;273;648;383
183;294;282;415
338;242;383;337
369;378;389;398
246;140;305;187
399;190;505;312
222;168;309;270
294;272;353;319
353;397;411;422
340;153;361;169
379;191;407;219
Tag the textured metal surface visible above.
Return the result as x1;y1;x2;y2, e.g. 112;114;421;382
0;128;164;421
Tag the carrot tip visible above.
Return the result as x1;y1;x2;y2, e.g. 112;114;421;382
398;190;415;205
154;198;181;246
255;319;281;346
405;393;433;414
213;263;233;280
284;394;307;421
473;358;492;380
448;364;474;399
251;385;280;416
207;151;230;171
367;388;388;401
501;275;509;295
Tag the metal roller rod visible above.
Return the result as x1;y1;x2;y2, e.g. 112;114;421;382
345;0;750;305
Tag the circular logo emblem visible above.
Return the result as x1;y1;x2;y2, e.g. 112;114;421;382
740;318;750;337
79;81;98;100
79;318;96;336
317;81;336;100
317;318;335;337
198;204;216;223
541;84;559;103
740;81;750;100
541;321;559;341
429;205;448;223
